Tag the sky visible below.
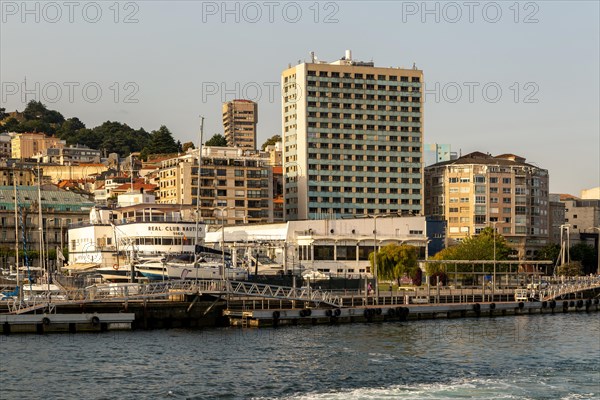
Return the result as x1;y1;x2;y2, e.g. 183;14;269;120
1;1;598;196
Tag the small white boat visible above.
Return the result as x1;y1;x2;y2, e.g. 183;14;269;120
136;259;168;281
97;264;141;282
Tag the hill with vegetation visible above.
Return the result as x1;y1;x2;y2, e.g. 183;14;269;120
0;101;181;159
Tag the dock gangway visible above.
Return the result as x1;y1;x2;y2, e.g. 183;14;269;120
2;279;343;314
539;277;600;302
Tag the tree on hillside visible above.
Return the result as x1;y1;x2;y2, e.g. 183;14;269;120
143;125;179;155
92;121;150;156
370;244;419;286
0;118;20;132
261;135;281;150
22;100;64;124
57;117;87;142
205;134;227;147
0;107;7;120
13;119;55;134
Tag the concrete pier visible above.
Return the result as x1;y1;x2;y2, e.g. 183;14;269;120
224;299;600;328
0;313;135;334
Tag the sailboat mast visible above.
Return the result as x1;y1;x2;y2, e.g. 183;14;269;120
37;159;47;289
195;116;204;248
13;167;20;300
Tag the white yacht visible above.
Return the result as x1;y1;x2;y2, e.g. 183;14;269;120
137;254;247;281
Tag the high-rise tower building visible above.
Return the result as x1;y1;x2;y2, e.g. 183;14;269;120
281;51;424;220
222;99;258;150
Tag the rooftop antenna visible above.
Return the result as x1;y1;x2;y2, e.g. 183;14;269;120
310;51;315;63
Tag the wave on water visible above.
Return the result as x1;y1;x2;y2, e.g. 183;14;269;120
263;376;599;400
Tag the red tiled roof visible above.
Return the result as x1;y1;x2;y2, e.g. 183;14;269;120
559;194;580;201
114;182;157;192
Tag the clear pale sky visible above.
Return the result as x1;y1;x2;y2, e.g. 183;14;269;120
1;1;598;196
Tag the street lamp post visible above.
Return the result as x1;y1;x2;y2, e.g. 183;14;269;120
214;206;233;281
371;214;382;304
492;221;497;301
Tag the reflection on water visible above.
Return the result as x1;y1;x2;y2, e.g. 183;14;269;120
0;313;598;400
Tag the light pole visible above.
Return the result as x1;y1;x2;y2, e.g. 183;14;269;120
371;214;382;303
492;221;497;299
214;206;233;280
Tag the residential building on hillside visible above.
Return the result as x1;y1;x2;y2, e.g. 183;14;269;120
43;144;101;165
281;50;424;220
93;176;132;205
0;185;94;269
0;133;11;159
425;151;550;259
222;99;258;150
11;132;65;159
264;140;283;166
42;163;107;184
0;164;36;186
157;146;273;225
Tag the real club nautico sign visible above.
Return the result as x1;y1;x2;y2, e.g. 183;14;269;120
147;225;200;232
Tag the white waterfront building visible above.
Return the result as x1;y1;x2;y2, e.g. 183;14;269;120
204;216;438;277
67;192;204;271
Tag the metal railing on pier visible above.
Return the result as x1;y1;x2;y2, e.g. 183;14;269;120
1;279;343;314
3;276;599;315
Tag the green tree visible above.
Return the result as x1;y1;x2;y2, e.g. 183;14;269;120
0;107;7;120
22;100;64;124
556;261;583;276
205;134;227;147
143;125;179;155
182;141;195;152
570;242;597;274
14;119;55;134
371;244;419;285
93;121;150;156
535;243;560;263
56;117;87;141
428;227;511;274
261;134;281;150
1;117;20;132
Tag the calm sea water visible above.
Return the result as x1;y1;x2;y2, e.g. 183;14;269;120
1;313;599;400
